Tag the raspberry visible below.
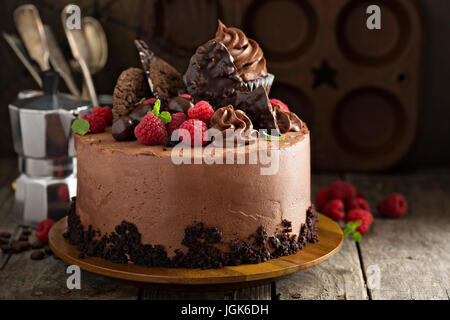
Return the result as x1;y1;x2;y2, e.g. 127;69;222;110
356;190;366;199
180;94;192;101
134;113;168;145
323;199;345;221
179;119;208;146
166;112;188;136
347;197;370;211
270;99;289;111
315;188;329;212
35;219;55;244
143;98;156;105
328;181;357;202
188;101;215;124
377;194;408;219
345;209;373;235
92;106;113;125
82;113;106;133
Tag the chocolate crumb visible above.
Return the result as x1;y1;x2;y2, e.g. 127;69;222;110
18;233;29;241
1;244;11;254
22;227;32;236
0;237;9;244
66;198;319;269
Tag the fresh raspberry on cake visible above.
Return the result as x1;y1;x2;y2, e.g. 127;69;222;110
347;197;370;211
179;119;208;146
166;112;188;136
323;199;345;221
36;219;55;244
134;113;168;145
188;101;215;124
270;98;289;111
92;106;113;125
377;193;408;218
82;114;106;133
345;209;373;235
315;188;329;212
328;181;357;202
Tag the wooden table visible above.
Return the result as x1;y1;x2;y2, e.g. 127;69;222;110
0;158;449;300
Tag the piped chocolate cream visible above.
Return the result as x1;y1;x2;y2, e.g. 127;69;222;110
215;20;267;82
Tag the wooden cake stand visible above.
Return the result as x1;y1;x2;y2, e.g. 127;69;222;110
49;214;343;291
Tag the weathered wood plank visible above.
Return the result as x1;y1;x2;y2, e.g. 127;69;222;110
345;168;450;300
276;173;368;300
0;159;139;299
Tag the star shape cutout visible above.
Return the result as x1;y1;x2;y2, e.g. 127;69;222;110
312;60;338;89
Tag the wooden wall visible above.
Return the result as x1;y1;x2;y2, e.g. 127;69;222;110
0;0;449;170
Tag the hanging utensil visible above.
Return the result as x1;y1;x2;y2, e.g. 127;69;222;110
13;4;50;72
2;32;42;87
44;25;81;97
62;4;98;106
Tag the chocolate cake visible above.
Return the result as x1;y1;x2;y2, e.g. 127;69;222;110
68;21;318;269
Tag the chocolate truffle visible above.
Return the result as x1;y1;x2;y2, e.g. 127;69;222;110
168;96;193;114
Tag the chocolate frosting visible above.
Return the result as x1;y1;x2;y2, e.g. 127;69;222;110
273;105;308;134
215;20;267;82
210;105;258;145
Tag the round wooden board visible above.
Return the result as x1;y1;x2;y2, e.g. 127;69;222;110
49;214;343;286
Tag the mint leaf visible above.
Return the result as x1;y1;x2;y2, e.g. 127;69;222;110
352;231;362;243
151;99;161;117
71;119;90;136
343;220;362;238
160;111;172;124
262;131;286;142
135;97;146;106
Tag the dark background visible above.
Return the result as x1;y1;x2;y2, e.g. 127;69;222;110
0;0;449;171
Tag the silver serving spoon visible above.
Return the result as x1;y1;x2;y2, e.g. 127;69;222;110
14;4;50;72
44;25;81;97
2;32;42;87
62;4;98;106
83;17;108;74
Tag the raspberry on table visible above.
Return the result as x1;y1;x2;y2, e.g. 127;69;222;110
82;114;107;133
36;219;55;244
323;199;345;221
328;181;357;202
134;113;168;145
92;106;113;125
315;188;329;212
270;98;289;112
166;112;188;136
347;197;371;212
179;119;208;146
345;209;374;234
377;194;408;218
188;101;215;124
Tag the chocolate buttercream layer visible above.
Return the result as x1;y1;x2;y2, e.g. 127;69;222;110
215;20;267;82
74;128;311;257
66;198;318;268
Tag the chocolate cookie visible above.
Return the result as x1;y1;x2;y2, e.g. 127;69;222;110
135;40;185;100
184;40;245;109
112;68;151;120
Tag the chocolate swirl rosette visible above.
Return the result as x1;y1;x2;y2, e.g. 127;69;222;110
215;20;274;93
209;105;258;145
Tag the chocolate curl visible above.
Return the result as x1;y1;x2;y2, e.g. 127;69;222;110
273;104;307;134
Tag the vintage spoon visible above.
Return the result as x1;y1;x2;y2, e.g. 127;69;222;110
13;4;50;72
2;32;42;87
44;25;81;97
62;4;98;106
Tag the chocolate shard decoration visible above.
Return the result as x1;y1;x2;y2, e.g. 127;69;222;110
273;104;307;134
234;86;279;134
134;40;185;101
183;40;245;109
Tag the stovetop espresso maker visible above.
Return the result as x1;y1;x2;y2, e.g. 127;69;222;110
9;70;90;227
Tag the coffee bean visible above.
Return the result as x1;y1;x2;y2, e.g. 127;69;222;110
30;250;45;260
22;227;32;236
0;237;9;244
18;234;29;241
31;240;45;249
1;244;11;254
0;232;11;238
11;240;30;253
